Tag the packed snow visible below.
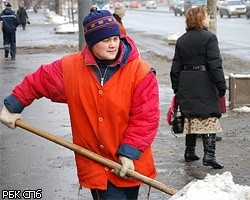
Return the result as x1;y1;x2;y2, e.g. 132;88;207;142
233;106;250;112
170;172;250;200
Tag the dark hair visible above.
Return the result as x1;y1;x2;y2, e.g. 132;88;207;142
185;5;207;31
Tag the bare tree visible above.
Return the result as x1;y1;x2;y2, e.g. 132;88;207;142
207;0;217;35
55;0;60;14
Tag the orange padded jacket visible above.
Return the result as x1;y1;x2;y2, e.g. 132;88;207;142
62;52;157;189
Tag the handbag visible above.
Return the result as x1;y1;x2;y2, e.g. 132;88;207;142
172;106;184;134
219;96;226;113
167;95;184;136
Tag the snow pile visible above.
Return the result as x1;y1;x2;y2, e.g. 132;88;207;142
233;106;250;112
44;9;69;24
170;172;250;200
230;73;250;78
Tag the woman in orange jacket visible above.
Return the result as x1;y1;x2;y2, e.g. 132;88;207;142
0;9;160;199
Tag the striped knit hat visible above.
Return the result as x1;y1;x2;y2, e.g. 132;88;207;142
83;10;121;47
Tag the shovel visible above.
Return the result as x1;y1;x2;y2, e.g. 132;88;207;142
15;120;177;196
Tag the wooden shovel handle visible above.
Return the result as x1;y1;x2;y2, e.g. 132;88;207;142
15;120;177;196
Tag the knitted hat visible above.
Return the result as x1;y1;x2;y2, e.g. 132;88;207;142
114;3;126;15
6;2;11;8
83;10;121;47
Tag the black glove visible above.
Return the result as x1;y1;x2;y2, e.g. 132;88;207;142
218;89;226;97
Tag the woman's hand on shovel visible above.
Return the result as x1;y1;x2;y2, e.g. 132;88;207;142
112;155;134;178
0;106;22;129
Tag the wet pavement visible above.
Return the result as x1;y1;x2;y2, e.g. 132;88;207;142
1;10;250;200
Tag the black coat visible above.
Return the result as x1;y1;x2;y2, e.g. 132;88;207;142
170;28;227;118
17;7;28;24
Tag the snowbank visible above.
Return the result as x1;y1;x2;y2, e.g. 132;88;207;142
233;106;250;112
170;172;250;200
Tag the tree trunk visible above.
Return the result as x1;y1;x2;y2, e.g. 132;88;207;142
207;0;217;35
55;0;60;15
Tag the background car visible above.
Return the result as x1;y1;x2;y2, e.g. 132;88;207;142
130;1;139;8
146;0;157;9
141;0;147;6
246;5;250;18
123;1;131;8
219;0;246;18
172;1;185;16
183;0;207;14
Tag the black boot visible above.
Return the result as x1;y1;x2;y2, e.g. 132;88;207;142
5;51;9;58
184;134;200;162
202;134;224;169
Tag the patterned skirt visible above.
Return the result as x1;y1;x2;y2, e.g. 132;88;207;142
183;117;223;134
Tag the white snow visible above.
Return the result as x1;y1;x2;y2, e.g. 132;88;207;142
54;23;78;34
230;73;250;78
233;106;250;112
44;9;69;24
167;32;183;45
44;9;79;33
170;172;250;200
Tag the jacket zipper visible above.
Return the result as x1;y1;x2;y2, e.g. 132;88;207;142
97;66;110;86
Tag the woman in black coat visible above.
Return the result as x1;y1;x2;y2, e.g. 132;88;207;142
17;6;29;30
170;5;227;169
